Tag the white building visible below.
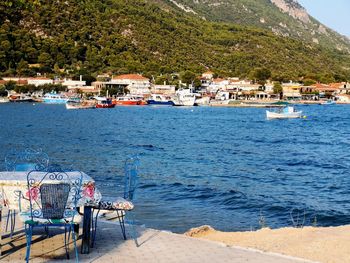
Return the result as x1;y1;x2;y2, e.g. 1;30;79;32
111;74;150;95
27;77;53;86
207;78;229;93
62;79;86;88
151;85;176;95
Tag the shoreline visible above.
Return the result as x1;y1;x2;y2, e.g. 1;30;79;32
185;224;350;263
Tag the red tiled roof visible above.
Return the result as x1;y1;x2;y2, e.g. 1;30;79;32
16;80;28;85
213;78;225;83
27;77;51;80
112;74;149;81
203;71;213;74
312;83;339;91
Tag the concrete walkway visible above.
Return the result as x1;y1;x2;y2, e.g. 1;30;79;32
0;220;315;263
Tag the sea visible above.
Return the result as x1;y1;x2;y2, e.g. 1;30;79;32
1;103;350;233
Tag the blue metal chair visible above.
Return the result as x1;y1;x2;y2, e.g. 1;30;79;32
5;147;49;172
91;156;140;247
19;170;82;262
4;147;49;237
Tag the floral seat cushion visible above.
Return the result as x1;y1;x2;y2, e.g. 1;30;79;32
96;197;134;211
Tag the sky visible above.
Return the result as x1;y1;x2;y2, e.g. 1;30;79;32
298;0;350;37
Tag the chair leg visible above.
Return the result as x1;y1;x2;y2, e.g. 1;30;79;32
25;225;33;263
127;212;139;247
91;208;100;248
64;226;70;259
6;210;17;238
72;224;79;263
5;210;10;233
10;211;16;238
117;210;127;240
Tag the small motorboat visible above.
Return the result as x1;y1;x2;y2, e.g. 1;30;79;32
66;98;95;109
95;97;115;108
147;94;174;106
266;106;302;119
113;95;146;106
319;100;335;105
8;94;34;103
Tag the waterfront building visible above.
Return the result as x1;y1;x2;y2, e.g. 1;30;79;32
27;77;53;87
282;83;302;100
151;85;176;95
111;74;150;96
312;83;340;99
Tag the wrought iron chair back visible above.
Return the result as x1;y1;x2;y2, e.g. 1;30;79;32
123;156;139;201
5;148;49;172
26;171;83;222
40;183;70;219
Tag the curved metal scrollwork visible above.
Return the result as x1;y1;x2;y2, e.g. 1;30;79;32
5;147;49;172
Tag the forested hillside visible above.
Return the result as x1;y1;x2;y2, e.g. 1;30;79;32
1;0;349;82
159;0;350;54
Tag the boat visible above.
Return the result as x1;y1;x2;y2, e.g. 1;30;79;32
95;97;115;108
194;96;211;106
319;99;335;105
147;94;175;106
113;95;145;106
43;92;68;104
172;88;196;106
0;97;9;103
65;98;96;109
266;106;302;119
8;94;34;103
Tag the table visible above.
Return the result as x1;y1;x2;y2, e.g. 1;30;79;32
0;171;101;254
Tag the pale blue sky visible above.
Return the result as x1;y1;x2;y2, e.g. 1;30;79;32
298;0;350;37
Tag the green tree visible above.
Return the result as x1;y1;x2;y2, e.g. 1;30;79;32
303;79;316;86
273;82;283;99
38;52;53;68
4;80;16;91
16;58;29;76
251;67;271;84
180;71;196;85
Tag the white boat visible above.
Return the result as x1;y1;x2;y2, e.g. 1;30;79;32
195;96;211;106
319;99;335;105
266;106;302;119
43;92;68;104
172;88;196;106
0;97;9;103
65;98;95;109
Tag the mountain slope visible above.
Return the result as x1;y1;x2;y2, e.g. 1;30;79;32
158;0;350;53
0;0;349;82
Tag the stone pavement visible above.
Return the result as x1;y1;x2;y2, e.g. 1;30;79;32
0;220;315;263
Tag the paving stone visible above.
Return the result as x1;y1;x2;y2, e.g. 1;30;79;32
0;218;314;263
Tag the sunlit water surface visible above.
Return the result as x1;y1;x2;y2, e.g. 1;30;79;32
1;103;350;233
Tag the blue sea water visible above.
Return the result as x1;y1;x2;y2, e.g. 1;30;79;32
1;103;350;233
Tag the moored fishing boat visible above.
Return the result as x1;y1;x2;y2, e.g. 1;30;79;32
43;92;68;104
172;88;196;106
113;95;144;105
0;97;9;103
65;98;95;109
95;97;115;108
8;94;34;102
147;94;174;106
266;106;302;119
319;99;335;105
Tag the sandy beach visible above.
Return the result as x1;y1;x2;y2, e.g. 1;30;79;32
185;225;350;263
